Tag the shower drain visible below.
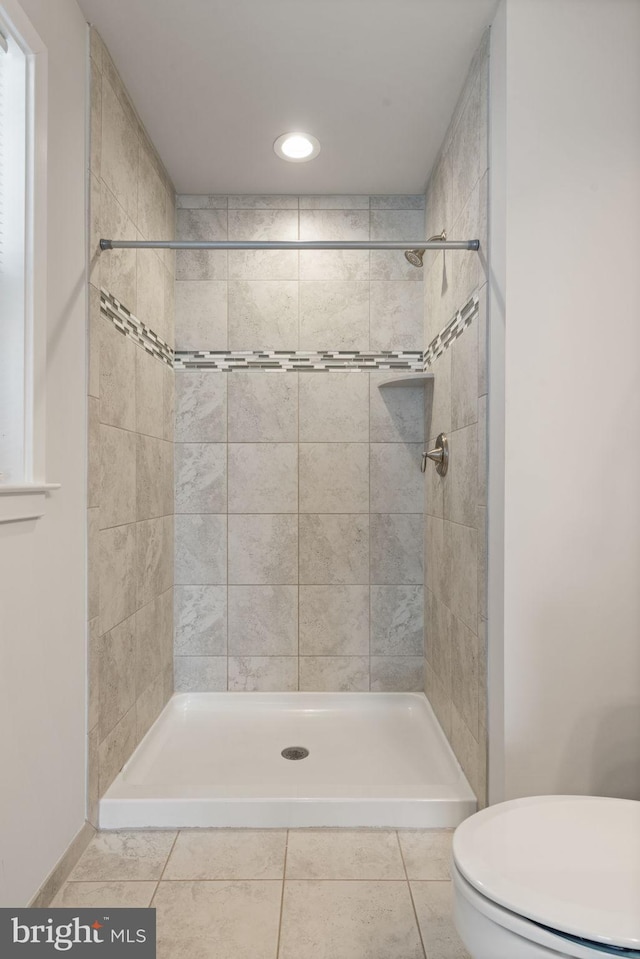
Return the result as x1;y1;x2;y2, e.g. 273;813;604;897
281;746;309;761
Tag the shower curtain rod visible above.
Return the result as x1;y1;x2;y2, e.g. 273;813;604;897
99;238;479;251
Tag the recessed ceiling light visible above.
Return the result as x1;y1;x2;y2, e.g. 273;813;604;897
274;132;321;162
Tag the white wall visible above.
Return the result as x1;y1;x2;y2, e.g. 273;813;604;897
489;0;640;801
0;0;87;904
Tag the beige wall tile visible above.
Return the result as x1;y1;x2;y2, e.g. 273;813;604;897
299;657;369;692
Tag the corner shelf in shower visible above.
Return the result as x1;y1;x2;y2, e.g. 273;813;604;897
377;372;434;388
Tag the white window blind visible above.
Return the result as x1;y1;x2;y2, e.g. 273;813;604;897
0;21;27;484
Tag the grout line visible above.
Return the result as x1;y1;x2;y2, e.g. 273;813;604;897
396;831;428;959
150;830;180;907
275;831;290;959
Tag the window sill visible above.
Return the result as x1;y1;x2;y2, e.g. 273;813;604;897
0;483;61;523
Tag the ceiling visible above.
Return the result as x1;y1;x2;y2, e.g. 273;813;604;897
77;0;497;195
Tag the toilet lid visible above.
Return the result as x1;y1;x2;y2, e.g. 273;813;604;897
452;795;640;951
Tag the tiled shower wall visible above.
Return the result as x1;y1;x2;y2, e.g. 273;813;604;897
422;33;489;805
87;29;176;822
174;196;427;691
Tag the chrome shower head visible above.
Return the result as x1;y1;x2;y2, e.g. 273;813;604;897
404;230;447;267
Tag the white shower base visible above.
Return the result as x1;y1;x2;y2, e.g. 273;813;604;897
99;692;476;829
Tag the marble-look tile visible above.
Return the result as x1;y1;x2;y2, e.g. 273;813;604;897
299;281;369;350
370;281;424;351
299;209;369;241
137;435;173;521
164;188;177;278
228;656;298;692
138;145;166;240
88;396;100;508
175;371;227;443
478;395;487;507
477;506;487;622
425;588;453;691
446;521;477;633
450;181;484;318
99;614;136;740
425;662;452;740
398;830;454;880
425;514;450;608
165;830;287;880
228;280;298;349
135;593;169;697
299;195;369;210
89;25;104;70
451;614;479;739
444;425;478;527
99;523;137;634
370;444;423;513
299;514;369;585
158;587;174;672
87;725;99;826
370;514;424;585
228;208;298;239
174;656;227;692
370;374;424;443
371;195;425;210
228;586;297;656
371;585;423;655
136;250;165;332
98;706;137;795
175;280;227;351
477;284;488;397
99;183;137;313
424;348;451;444
175;443;226;513
174;585;227;655
162;264;176;347
136;672;165;743
370;208;426;281
153;880;282;959
88;285;100;398
88;617;100;734
299;657;369;692
177;208;227;241
71;831;176;882
425;431;445;520
137;515;174;607
299;586;369;656
424;252;453;346
228;372;297;442
175;514;227;585
299;443;369;513
228;248;298;281
425;154;452;275
89;57;102;177
299;250;369;281
136;345;164;439
286;831;405;879
370;656;424;691
100;316;136;432
162;363;175;442
451;320;478;431
299;373;369;443
228;195;298;209
228;443;298;513
450;66;483;225
89;174;102;289
52;881;157;908
279;881;424;959
370;249;424;281
88;508;100;622
178;195;228;209
451;703;480;798
228;515;297;585
101;77;138;222
411;880;471;958
478;618;487;734
177;247;227;282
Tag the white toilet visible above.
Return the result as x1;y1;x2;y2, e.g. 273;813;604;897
452;795;640;958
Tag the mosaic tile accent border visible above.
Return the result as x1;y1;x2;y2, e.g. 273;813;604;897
424;292;480;369
173;350;423;372
100;289;173;367
100;287;478;373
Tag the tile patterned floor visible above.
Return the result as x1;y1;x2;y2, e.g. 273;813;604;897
53;829;470;959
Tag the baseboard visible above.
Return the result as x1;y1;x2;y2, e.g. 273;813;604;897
28;821;96;907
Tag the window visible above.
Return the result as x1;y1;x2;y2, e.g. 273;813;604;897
0;2;54;522
0;20;27;485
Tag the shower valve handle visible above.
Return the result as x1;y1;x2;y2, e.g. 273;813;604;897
421;433;449;477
